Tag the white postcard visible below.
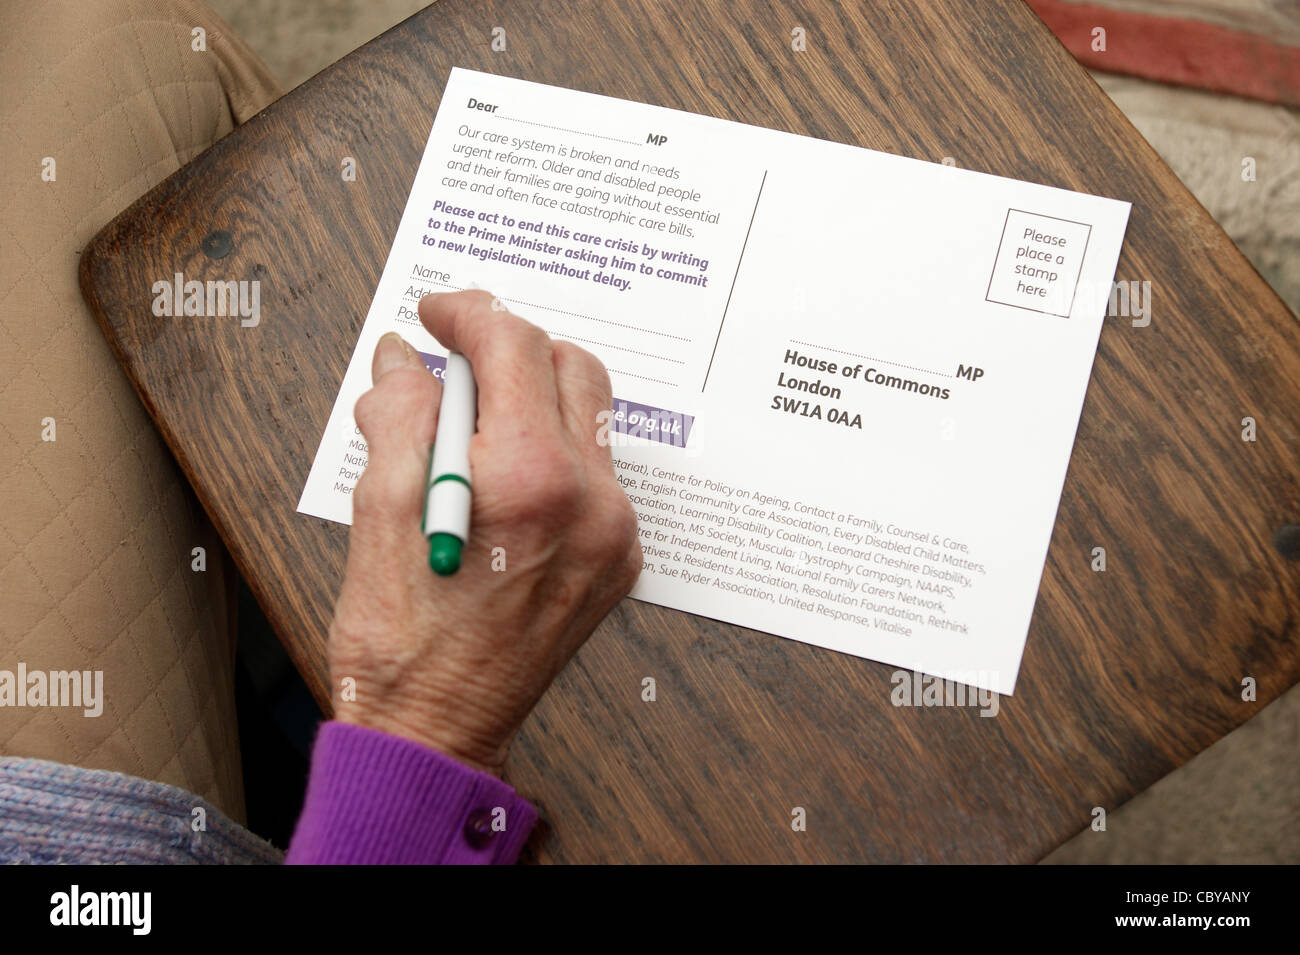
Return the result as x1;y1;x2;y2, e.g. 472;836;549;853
300;68;1132;695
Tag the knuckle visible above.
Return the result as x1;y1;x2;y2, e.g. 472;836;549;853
551;339;584;363
440;288;496;320
620;533;644;588
387;364;439;406
463;310;550;374
354;369;438;453
579;486;640;564
608;495;641;552
554;340;611;392
353;388;380;436
351;464;412;525
487;305;547;343
515;318;553;355
487;442;582;526
528;455;583;518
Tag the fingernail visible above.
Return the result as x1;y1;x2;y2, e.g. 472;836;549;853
373;331;418;380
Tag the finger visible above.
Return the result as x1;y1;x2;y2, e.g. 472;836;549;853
359;331;441;458
351;332;441;543
551;340;615;470
417;290;563;440
371;329;419;385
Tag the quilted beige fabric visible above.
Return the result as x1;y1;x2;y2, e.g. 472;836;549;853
0;0;282;822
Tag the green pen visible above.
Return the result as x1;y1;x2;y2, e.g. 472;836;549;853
422;352;477;574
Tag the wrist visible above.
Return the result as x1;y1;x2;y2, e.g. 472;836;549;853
331;697;510;777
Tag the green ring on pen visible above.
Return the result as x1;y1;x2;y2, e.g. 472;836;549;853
427;472;470;575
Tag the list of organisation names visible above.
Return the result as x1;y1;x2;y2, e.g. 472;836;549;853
616;459;987;639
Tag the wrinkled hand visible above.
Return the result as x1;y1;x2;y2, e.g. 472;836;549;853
328;290;642;774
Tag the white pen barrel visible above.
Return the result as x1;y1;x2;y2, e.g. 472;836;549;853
425;479;471;538
431;352;476;476
423;352;476;538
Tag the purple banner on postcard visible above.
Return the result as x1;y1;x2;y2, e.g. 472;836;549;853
418;352;447;377
608;398;694;448
420;353;692;448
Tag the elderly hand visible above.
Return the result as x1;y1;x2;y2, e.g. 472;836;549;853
327;290;642;774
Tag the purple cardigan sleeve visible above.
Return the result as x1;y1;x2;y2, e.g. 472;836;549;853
285;721;537;865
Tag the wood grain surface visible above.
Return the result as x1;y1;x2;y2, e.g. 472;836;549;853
79;0;1300;863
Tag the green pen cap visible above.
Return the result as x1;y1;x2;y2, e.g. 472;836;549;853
428;533;463;576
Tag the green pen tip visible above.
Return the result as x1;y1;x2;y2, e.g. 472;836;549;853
428;533;462;576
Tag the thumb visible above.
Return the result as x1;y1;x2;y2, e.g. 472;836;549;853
372;329;423;383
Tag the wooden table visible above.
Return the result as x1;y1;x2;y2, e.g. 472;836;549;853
80;0;1300;863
